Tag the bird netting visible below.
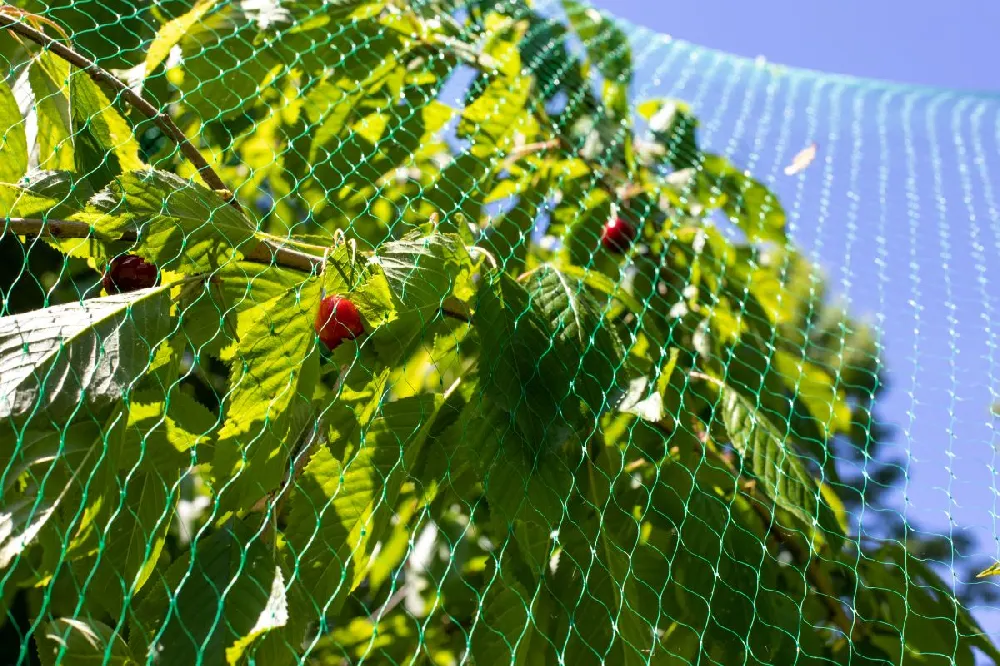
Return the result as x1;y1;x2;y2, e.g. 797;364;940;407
1;0;999;664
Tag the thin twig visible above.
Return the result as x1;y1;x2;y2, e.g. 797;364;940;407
0;11;240;212
502;138;560;168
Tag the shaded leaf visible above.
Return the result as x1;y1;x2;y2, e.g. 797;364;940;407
37;617;134;666
0;169;94;219
86;469;176;616
472;582;557;666
372;232;474;319
521;265;626;415
0;286;172;421
475;273;581;444
859;543;999;664
549;459;653;663
69;69;143;190
283;391;446;616
719;386;843;548
561;0;632;83
119;388;219;472
130;519;287;665
0;420;102;571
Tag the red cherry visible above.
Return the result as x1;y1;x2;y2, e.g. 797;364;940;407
102;254;158;294
315;295;365;350
601;217;636;254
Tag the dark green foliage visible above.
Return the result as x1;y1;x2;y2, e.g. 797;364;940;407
0;0;994;664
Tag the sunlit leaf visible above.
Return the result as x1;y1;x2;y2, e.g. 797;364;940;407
213;281;321;512
0;77;27;186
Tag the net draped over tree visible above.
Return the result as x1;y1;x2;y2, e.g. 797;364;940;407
0;0;998;664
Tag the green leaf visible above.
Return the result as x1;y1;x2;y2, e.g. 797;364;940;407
150;2;282;122
321;243;398;331
651;469;786;662
457;27;531;157
29;0;154;70
0;169;94;219
522;265;626;415
27;53;74;172
0;78;27;186
167;9;397;123
119;389;219;472
421;149;493;225
557;186;614;266
555;263;648;320
561;0;633;83
144;0;223;75
90;169;256;273
37;618;134;666
773;351;852;441
723;173;786;245
179;261;310;358
701;154;786;244
294;82;447;218
315;613;426;664
130;519;288;665
637;98;700;170
718;386;844;549
471;582;558;666
69;69;143;189
480;177;548;274
478;413;571;580
474;267;626;450
0;286;172;421
475;273;581;444
859;543;999;664
213;282;321;512
283;391;446;616
372;232;475;319
549;460;654;663
617;347;680;423
85;470;175;616
0;420;103;572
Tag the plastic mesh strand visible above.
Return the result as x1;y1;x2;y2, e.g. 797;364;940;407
1;0;1000;664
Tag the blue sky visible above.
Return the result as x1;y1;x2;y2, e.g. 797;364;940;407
582;0;1000;637
591;0;1000;92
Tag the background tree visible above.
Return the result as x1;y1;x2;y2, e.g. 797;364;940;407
0;0;997;664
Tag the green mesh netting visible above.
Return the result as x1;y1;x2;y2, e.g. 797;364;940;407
1;0;999;664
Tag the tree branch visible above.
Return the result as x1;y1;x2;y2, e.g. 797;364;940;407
7;217;323;271
6;218;474;324
0;12;241;212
